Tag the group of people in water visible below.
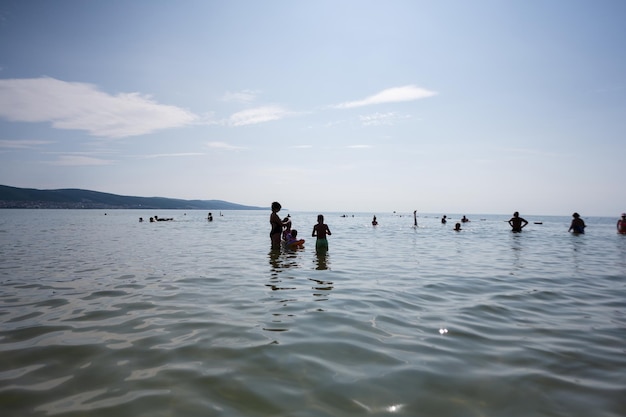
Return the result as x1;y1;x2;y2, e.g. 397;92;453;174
271;203;626;249
270;201;332;251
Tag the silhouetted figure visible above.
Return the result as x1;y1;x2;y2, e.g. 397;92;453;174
508;211;528;233
568;212;586;234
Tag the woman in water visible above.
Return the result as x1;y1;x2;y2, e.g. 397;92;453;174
270;202;283;249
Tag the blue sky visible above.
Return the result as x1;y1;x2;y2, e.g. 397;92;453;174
0;0;624;216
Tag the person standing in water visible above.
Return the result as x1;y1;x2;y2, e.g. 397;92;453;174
568;212;586;234
312;214;332;252
508;211;528;232
270;202;283;249
617;213;626;234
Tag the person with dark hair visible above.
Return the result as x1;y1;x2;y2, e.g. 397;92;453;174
508;211;528;233
270;202;283;249
312;214;332;252
568;212;586;234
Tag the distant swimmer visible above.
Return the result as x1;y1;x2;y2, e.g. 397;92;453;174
207;212;213;221
441;215;447;224
154;215;173;221
454;223;462;231
139;217;143;222
568;212;586;234
372;215;378;226
413;210;417;227
617;213;626;234
508;211;528;233
312;214;332;252
461;215;469;223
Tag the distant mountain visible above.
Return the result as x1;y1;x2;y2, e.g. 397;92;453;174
0;185;267;210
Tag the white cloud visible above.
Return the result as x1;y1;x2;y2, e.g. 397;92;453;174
221;90;259;103
359;112;411;126
0;139;53;149
49;155;114;166
0;77;199;138
332;85;437;109
229;105;290;126
207;141;246;150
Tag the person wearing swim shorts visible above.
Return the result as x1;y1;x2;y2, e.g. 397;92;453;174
312;214;332;252
508;211;528;233
270;202;283;249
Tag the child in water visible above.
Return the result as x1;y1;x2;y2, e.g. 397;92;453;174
285;229;305;248
312;214;332;251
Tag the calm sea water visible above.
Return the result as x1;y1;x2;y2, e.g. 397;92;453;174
0;209;624;417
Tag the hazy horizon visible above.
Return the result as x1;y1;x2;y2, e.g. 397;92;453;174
1;1;624;217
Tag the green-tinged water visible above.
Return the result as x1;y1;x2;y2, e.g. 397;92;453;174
0;210;624;416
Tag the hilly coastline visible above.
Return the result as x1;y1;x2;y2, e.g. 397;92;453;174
0;185;267;210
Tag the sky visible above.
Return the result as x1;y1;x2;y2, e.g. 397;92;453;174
0;0;625;216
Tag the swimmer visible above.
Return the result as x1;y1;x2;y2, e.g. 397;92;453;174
270;202;282;249
508;211;528;233
372;215;378;226
282;215;292;241
312;214;332;252
568;212;586;234
441;215;447;224
454;223;462;231
285;229;305;248
617;213;626;234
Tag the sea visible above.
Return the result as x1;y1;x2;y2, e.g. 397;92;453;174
0;209;624;417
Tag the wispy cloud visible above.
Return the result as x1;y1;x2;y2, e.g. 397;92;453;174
49;154;114;166
359;112;411;126
0;139;54;149
221;90;260;103
142;152;205;158
207;141;247;150
228;105;291;126
0;77;199;138
332;85;437;109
